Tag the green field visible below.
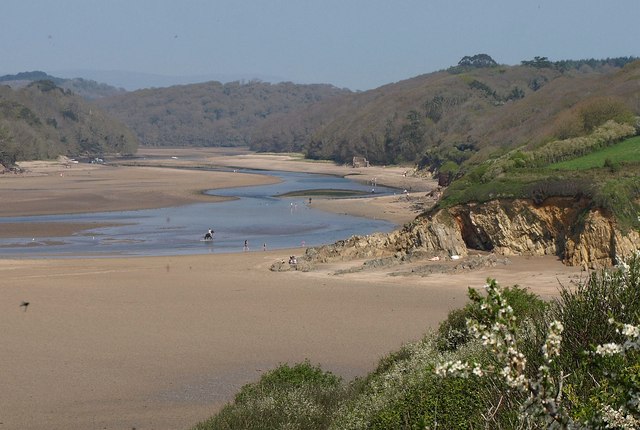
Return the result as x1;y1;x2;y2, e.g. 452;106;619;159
549;135;640;170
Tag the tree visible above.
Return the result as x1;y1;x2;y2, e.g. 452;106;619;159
398;110;425;162
458;54;498;68
521;56;553;68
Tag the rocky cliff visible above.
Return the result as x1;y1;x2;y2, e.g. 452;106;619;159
305;198;639;269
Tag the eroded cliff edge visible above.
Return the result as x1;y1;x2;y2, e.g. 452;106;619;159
304;198;639;269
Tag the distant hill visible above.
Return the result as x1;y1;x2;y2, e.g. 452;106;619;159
94;81;350;147
0;80;138;165
0;71;126;100
52;69;289;91
249;56;640;173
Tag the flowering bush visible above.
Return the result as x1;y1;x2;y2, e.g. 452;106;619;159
436;252;640;429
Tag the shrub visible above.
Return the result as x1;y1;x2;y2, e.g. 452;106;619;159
436;285;547;352
436;253;640;427
578;97;636;133
193;360;346;430
330;336;509;430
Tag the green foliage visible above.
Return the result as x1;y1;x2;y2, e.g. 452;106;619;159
439;176;529;207
329;337;508;430
28;79;59;93
521;56;553;69
194;361;345;430
551;97;636;140
549;135;640;170
438;160;460;176
506;86;525;101
468;79;498;100
439;127;640;232
435;255;640;427
552;56;639;72
437;285;547;352
592;176;640;230
578;97;636;134
0;71;124;100
447;53;498;74
545;254;640;422
364;372;491;430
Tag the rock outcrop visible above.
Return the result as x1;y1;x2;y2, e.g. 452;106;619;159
305;208;467;264
305;198;639;269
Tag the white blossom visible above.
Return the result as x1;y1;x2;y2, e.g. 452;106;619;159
601;404;640;429
596;343;624;356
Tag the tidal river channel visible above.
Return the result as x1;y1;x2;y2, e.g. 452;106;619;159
0;169;397;258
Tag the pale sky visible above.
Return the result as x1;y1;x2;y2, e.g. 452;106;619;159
1;0;639;90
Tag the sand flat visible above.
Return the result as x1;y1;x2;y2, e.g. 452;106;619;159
0;252;583;430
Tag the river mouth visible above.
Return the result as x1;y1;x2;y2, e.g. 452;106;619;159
0;170;396;258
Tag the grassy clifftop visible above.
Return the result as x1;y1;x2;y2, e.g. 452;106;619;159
440;124;640;230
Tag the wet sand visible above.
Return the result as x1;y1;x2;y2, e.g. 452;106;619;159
0;253;583;430
0;149;585;429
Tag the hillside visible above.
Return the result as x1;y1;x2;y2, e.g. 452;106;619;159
0;80;138;165
94;81;349;147
250;56;640;173
0;71;126;100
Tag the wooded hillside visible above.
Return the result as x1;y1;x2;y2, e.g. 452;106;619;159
0;71;125;100
94;81;349;147
250;56;640;174
0;80;138;165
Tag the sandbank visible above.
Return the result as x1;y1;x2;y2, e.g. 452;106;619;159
0;159;278;218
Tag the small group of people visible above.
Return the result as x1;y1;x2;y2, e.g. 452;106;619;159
288;255;298;265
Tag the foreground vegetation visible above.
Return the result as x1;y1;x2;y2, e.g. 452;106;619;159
193;253;640;429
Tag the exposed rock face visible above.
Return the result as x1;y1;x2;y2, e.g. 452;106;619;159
305;198;639;269
305;209;467;263
564;210;640;268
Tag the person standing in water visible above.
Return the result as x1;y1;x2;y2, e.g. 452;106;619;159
243;240;249;252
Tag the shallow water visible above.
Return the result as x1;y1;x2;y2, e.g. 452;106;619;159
0;170;397;258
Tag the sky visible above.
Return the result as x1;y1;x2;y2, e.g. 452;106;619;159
1;0;639;91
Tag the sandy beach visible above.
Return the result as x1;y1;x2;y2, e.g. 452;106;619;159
0;149;585;429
